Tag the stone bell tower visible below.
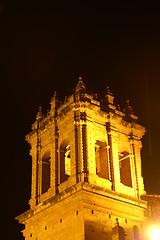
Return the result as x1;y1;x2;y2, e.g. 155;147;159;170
16;77;147;240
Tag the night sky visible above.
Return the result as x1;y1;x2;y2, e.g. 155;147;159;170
1;1;160;239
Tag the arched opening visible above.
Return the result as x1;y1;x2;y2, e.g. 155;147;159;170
119;151;132;187
42;151;51;194
95;140;109;180
60;142;71;184
65;145;70;176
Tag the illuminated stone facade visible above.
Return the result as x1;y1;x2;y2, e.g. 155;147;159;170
16;78;148;239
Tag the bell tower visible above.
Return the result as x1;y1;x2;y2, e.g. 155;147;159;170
16;78;147;240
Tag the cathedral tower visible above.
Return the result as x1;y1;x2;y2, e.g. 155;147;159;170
16;78;147;240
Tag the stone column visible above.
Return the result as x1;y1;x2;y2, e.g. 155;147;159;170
81;112;88;182
29;144;37;209
54;122;59;194
129;136;139;198
106;122;115;191
74;110;83;183
36;123;42;204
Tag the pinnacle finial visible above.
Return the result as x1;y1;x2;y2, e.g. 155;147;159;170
53;91;56;98
78;76;82;82
106;86;113;96
104;86;114;105
50;91;57;105
106;86;110;94
75;76;86;93
36;106;43;121
115;218;119;226
126;100;133;115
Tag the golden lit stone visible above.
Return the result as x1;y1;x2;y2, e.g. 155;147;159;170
16;78;152;239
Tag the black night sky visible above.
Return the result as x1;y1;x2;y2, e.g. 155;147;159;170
1;1;160;239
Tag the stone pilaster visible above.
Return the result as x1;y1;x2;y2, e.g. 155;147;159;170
81;114;88;182
106;122;115;191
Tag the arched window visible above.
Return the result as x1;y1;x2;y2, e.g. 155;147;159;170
133;226;139;240
65;145;70;176
60;143;71;184
42;151;51;194
95;140;109;180
119;151;132;187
